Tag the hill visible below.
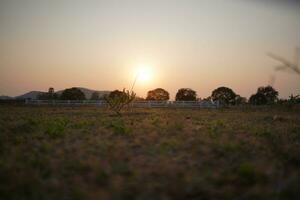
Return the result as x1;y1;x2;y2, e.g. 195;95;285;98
15;91;45;100
12;87;111;100
0;95;13;100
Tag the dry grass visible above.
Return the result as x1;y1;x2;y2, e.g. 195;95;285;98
0;105;300;199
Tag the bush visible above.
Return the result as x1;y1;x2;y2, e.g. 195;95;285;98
105;89;136;116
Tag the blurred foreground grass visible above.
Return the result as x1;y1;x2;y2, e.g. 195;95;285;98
0;105;299;199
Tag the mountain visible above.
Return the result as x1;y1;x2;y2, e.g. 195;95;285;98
9;87;111;100
55;87;111;99
15;91;45;100
0;95;13;100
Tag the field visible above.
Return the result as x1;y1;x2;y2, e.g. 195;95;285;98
0;105;300;200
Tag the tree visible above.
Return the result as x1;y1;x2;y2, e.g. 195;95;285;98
257;86;278;104
105;89;136;116
38;87;58;100
146;88;169;101
249;93;268;105
90;92;100;100
175;88;197;101
60;87;86;100
108;90;125;99
211;87;236;105
235;95;247;105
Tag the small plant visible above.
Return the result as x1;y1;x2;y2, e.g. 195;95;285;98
208;120;225;138
45;118;68;138
105;88;136;116
109;119;131;135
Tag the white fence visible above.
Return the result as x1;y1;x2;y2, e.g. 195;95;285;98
25;100;220;108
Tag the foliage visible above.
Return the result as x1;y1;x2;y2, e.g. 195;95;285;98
175;88;197;101
105;89;136;116
44;118;69;138
109;119;131;135
60;87;86;100
235;95;247;105
249;93;268;105
257;86;278;104
108;90;125;99
38;87;59;100
90;91;100;100
249;86;278;105
277;94;300;108
211;87;236;105
146;88;170;101
288;94;300;104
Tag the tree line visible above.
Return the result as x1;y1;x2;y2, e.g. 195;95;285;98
38;85;299;106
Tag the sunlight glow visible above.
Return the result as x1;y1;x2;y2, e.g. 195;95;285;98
137;64;153;82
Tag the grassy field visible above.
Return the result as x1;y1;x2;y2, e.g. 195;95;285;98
0;105;299;200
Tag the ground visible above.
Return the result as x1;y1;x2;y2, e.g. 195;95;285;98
0;105;299;200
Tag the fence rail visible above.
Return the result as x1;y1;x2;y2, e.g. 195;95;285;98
25;100;220;108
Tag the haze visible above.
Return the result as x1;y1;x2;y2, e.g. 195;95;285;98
1;0;300;99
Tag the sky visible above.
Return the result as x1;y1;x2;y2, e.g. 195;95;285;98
0;0;300;99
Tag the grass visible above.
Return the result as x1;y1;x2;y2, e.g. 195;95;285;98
0;105;299;199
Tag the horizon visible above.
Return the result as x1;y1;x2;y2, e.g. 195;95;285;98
1;0;300;99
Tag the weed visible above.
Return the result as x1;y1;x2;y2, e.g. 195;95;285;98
12;118;39;134
151;116;161;127
237;162;267;186
109;119;131;135
71;120;95;129
208;119;225;138
44;118;69;138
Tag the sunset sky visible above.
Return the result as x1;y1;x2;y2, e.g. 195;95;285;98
0;0;300;99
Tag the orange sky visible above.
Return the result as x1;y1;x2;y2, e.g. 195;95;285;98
1;0;300;99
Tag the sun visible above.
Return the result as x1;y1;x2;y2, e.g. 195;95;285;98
137;64;153;82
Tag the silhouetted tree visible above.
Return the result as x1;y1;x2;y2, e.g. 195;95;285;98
203;96;212;102
146;88;169;101
175;88;197;101
38;87;58;100
105;89;136;116
249;93;268;105
257;86;278;104
211;87;236;105
235;95;247;105
90;92;100;100
108;90;125;99
60;87;86;100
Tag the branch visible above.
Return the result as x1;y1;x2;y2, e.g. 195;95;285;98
268;52;300;76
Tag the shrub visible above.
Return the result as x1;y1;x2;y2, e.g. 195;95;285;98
105;89;136;116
